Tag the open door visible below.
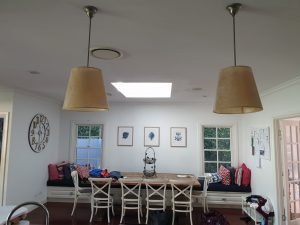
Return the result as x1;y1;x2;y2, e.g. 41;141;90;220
280;118;300;225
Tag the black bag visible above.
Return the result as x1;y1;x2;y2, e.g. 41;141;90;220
200;210;230;225
148;210;172;225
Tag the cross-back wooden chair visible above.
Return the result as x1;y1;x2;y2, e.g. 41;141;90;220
119;178;143;224
88;177;115;223
169;179;194;225
71;170;91;216
144;178;167;224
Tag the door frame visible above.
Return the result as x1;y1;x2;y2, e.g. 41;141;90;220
274;113;300;225
0;112;9;206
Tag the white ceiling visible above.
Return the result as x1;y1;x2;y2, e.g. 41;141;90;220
1;0;300;105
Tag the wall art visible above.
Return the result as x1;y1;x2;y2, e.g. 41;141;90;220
117;126;133;146
144;127;160;147
251;127;270;160
170;127;187;147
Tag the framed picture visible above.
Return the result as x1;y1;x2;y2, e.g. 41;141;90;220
170;127;187;147
117;126;133;146
144;127;160;147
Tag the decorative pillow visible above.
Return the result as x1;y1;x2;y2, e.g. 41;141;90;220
210;172;222;183
226;166;236;185
48;164;59;180
63;163;72;180
235;167;243;186
56;161;68;180
76;165;90;179
241;163;251;187
219;165;231;185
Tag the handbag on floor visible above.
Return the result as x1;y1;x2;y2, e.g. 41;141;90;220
148;210;172;225
200;210;230;225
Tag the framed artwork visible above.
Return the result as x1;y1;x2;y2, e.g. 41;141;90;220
117;126;133;146
144;127;160;147
170;127;187;147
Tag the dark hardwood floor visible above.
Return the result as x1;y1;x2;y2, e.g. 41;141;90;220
25;202;250;225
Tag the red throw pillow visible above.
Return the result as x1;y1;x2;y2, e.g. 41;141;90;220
219;165;231;185
241;163;251;187
56;161;68;180
76;165;90;179
48;164;59;180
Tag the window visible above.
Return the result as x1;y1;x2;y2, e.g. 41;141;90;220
203;126;232;173
72;124;103;169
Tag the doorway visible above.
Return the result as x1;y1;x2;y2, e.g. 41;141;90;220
276;116;300;225
0;112;9;206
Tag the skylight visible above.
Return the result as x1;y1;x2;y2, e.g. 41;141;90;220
111;82;172;98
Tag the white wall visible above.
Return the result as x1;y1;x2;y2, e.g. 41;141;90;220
60;102;241;176
4;90;61;205
239;77;300;225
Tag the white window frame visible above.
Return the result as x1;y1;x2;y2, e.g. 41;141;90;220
201;124;238;174
69;121;104;168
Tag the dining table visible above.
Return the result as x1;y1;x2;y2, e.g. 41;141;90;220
111;172;201;189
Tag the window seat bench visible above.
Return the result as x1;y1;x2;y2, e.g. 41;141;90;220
195;180;252;207
47;180;251;207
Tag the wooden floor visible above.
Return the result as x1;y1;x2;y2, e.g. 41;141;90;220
25;202;252;225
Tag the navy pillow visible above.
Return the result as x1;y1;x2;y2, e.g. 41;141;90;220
210;173;222;183
225;166;236;185
63;163;72;180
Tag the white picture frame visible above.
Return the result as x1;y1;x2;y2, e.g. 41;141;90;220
144;127;160;147
170;127;187;147
117;126;133;146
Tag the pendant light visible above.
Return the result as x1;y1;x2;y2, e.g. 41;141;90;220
213;3;263;114
63;6;109;111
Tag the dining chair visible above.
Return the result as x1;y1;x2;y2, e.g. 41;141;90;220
169;179;194;225
119;178;143;224
192;176;209;213
71;170;92;216
88;177;115;223
144;178;167;224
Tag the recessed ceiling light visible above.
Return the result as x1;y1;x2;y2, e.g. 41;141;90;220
91;48;122;60
111;82;172;98
192;87;202;91
28;70;40;75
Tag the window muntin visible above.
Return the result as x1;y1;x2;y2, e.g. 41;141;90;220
203;127;231;173
75;124;103;169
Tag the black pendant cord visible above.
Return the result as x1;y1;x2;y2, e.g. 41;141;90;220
232;14;237;66
87;15;92;67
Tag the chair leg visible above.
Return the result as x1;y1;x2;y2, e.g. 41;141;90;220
89;200;94;223
120;202;124;224
145;205;149;224
111;200;115;216
107;204;110;224
172;209;175;225
205;198;209;213
71;196;78;216
189;208;193;225
138;206;141;224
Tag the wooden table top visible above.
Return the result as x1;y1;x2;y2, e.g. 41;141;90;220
120;172;200;187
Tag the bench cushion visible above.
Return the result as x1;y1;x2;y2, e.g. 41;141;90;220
208;182;251;192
